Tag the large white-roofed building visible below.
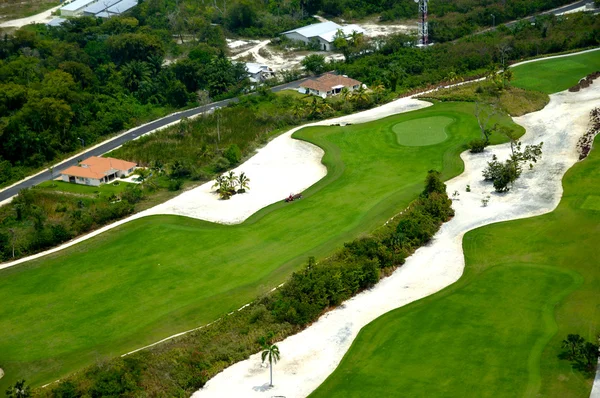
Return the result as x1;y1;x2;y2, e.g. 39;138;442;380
282;21;365;51
82;0;122;16
60;0;99;16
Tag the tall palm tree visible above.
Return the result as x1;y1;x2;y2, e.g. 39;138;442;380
212;175;225;193
5;379;31;398
121;60;151;92
238;172;250;193
351;85;371;108
261;343;281;387
226;171;238;189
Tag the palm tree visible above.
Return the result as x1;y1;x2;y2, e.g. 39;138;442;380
261;343;281;387
121;60;151;92
340;87;351;104
238;172;250;193
135;168;150;185
226;171;238;189
562;334;585;360
350;85;371;108
212;175;225;193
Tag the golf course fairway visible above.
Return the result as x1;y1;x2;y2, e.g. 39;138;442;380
512;49;600;94
310;132;600;397
0;102;521;389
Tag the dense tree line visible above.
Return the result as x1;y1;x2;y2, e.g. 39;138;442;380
34;171;453;397
0;16;249;188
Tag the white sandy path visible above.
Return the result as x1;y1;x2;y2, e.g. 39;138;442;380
0;5;61;28
193;81;600;398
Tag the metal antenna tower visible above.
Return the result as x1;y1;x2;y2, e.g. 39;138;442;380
415;0;429;46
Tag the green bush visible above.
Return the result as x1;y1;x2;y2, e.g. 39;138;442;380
223;144;242;165
468;138;488;153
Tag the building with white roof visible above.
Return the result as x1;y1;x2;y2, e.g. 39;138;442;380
105;0;138;15
244;63;275;82
282;21;365;51
60;0;99;16
82;0;121;16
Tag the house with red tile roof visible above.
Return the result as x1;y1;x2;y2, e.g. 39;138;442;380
60;156;137;186
298;73;362;98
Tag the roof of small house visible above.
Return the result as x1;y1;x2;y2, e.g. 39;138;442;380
282;22;365;44
61;156;136;180
245;63;273;74
300;73;362;93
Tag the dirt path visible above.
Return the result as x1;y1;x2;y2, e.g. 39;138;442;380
0;4;61;28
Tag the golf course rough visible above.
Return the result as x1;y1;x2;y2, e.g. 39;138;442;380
392;116;452;147
0;102;523;390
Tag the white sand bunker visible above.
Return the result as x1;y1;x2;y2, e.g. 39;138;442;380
193;84;600;398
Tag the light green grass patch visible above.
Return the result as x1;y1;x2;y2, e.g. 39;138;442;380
392;116;452;147
512;50;600;94
580;195;600;211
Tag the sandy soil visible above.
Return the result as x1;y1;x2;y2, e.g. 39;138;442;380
192;81;600;398
0;4;60;28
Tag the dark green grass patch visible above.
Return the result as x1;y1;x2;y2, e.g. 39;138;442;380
512;50;600;94
311;136;600;397
0;102;522;390
580;195;600;211
36;180;134;197
392;116;452;147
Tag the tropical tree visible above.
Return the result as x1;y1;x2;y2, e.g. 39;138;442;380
581;341;599;370
121;60;152;92
5;379;31;398
261;342;281;387
384;62;406;92
340;86;351;104
562;334;585;359
238;172;250;193
226;170;238;188
301;54;326;75
350;85;371;108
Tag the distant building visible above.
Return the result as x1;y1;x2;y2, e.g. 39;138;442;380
82;0;121;16
47;17;67;27
61;156;136;186
299;73;362;98
60;0;99;16
101;0;138;16
282;21;365;51
245;63;275;82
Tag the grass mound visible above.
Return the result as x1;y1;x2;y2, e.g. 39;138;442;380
512;50;600;94
0;102;523;389
311;137;600;397
392;116;452;147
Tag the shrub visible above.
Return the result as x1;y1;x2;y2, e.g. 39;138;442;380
468;138;488;153
223;144;242;165
168;179;184;191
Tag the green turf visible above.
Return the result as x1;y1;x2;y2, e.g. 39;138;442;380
36;180;134;196
311;139;600;397
0;102;522;389
392;116;451;146
580;195;600;211
511;49;600;94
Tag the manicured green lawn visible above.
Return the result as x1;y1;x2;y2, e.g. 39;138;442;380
393;116;452;146
37;180;134;196
511;49;600;94
311;139;600;397
0;102;521;389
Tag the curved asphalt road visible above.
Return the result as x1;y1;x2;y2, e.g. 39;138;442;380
0;77;314;202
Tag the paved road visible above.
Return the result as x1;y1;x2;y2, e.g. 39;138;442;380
504;0;591;28
0;77;313;202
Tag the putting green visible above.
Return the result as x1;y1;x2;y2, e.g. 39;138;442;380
392;116;452;146
0;102;522;390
